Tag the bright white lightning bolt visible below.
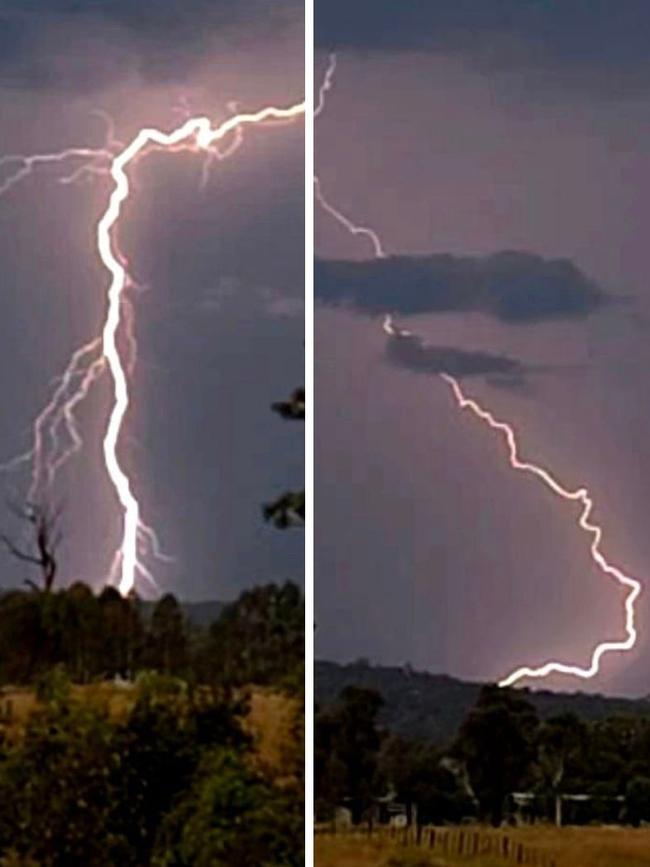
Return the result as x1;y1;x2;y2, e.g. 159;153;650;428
440;373;641;687
99;101;305;595
316;55;642;688
1;96;304;597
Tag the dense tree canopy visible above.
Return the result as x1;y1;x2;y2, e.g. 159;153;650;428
454;686;539;825
316;686;384;822
0;672;301;867
0;581;303;692
0;581;304;865
316;680;650;828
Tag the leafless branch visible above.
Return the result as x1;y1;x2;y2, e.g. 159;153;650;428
2;500;63;592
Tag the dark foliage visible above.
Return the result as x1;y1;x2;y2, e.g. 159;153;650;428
454;686;539;825
316;663;650;827
203;582;304;690
0;580;304;866
315;659;650;743
0;676;300;867
316;686;384;822
0;581;303;691
272;387;305;421
264;388;305;528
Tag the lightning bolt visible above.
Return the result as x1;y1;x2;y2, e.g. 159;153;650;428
316;54;642;688
314;177;386;259
1;96;304;596
315;53;338;118
439;372;641;687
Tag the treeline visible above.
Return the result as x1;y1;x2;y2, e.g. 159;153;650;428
316;683;650;828
315;659;650;742
0;581;303;691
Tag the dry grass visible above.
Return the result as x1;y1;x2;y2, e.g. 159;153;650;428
0;683;135;741
246;688;299;777
315;836;498;867
0;684;299;774
316;826;650;867
507;825;650;867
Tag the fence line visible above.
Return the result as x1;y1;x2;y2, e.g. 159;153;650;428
320;824;557;866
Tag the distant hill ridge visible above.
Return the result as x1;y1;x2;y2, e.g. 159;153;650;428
180;600;225;627
315;659;650;744
139;600;225;627
0;591;227;629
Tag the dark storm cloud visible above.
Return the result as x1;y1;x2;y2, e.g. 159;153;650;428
0;0;301;91
316;0;650;84
316;250;606;324
385;329;528;383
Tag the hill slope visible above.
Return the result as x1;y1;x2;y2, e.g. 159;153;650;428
316;659;650;743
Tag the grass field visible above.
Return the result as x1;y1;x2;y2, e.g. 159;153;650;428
315;826;650;867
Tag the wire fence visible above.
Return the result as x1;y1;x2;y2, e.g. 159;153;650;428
320;824;557;866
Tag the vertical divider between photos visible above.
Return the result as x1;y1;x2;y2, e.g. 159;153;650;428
304;0;315;863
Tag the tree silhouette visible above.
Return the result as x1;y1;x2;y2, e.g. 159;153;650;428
537;712;587;822
315;686;384;823
207;582;303;688
147;593;187;675
0;501;63;593
455;685;539;826
264;388;305;528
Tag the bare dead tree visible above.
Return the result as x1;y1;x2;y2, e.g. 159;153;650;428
0;501;63;593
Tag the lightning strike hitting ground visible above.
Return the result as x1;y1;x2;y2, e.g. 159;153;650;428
0;96;304;596
440;372;641;687
316;54;642;687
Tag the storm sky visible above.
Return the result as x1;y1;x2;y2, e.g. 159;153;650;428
0;0;304;601
315;1;650;696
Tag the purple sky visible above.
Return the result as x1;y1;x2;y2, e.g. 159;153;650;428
315;19;650;696
0;0;304;602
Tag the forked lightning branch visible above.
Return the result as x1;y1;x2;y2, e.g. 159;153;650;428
315;53;642;689
0;97;304;596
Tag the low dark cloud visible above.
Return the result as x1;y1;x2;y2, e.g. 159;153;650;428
316;0;650;88
0;0;301;91
385;328;528;384
316;250;606;324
